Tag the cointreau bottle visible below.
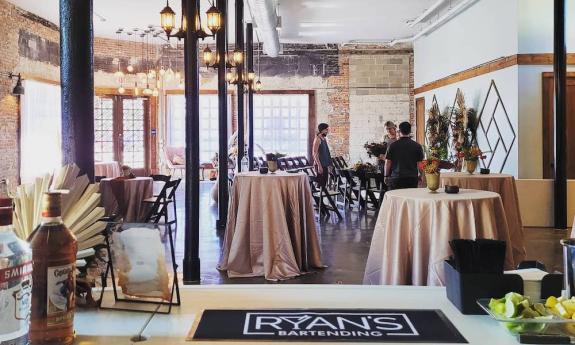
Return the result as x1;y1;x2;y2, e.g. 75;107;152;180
28;192;77;345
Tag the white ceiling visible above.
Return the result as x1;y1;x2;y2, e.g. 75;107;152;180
8;0;443;44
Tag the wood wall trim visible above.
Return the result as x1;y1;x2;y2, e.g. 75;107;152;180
414;53;575;94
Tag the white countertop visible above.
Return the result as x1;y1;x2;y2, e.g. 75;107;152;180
75;285;519;344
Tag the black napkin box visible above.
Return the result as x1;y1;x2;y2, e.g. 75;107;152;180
444;260;523;314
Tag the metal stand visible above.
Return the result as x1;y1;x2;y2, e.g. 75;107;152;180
99;223;181;314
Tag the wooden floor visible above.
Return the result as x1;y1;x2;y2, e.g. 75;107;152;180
166;181;569;284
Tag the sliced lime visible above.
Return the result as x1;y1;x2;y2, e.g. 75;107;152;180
505;298;518;318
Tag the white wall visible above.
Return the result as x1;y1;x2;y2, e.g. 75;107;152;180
418;67;519;176
518;0;575;53
414;0;518;87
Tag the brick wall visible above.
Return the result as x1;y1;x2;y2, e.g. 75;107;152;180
0;0;60;184
0;0;414;180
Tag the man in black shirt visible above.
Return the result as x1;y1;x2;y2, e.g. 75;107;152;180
384;122;424;190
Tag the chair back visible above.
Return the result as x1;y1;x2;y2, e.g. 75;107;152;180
150;174;171;183
277;158;288;170
144;178;181;224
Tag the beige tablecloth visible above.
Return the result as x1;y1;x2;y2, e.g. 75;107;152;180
99;177;153;222
95;161;121;178
218;171;323;281
363;188;514;286
441;172;525;265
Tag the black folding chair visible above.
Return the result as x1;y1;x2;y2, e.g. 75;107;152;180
309;176;343;220
150;174;175;225
143;178;181;237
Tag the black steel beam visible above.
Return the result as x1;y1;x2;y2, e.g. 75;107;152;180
236;0;245;171
554;0;567;229
182;0;201;283
217;0;229;230
246;23;254;170
59;0;94;182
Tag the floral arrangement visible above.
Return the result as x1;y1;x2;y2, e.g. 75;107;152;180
352;162;377;174
364;142;388;158
448;90;479;171
265;152;287;161
458;145;486;161
420;157;441;174
425;100;450;160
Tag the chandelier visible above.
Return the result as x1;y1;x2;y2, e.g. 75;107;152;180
113;26;185;96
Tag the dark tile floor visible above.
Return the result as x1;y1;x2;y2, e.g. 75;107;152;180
166;181;568;285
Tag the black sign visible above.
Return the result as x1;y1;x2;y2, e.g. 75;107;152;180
192;309;467;343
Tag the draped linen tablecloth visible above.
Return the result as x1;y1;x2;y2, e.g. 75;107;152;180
363;188;514;286
94;161;121;178
218;171;323;281
99;177;153;222
441;172;525;265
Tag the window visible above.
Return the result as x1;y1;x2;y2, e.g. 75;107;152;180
20;80;62;183
253;94;309;157
94;95;149;169
167;94;223;162
94;96;115;162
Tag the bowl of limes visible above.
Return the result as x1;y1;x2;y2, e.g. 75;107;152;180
478;292;575;335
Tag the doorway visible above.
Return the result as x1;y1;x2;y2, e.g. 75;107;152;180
542;72;575;179
94;95;151;173
415;97;426;144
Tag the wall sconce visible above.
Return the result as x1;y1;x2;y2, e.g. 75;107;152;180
8;73;24;95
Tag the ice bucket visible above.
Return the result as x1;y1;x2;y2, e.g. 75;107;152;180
561;239;575;297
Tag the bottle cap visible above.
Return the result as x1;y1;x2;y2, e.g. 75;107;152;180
42;192;62;217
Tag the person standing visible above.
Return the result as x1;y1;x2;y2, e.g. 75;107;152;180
384;121;424;190
312;123;332;187
382;121;398;147
378;121;399;171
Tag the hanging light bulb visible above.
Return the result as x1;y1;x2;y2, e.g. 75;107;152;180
165;68;174;82
206;4;222;34
175;71;181;80
137;72;147;82
254;80;262;92
160;0;176;36
118;86;125;94
152;88;159;97
247;70;256;81
127;65;134;73
114;70;125;79
159;67;166;76
226;71;234;82
148;69;156;79
232;48;244;66
203;47;214;66
134;85;140;96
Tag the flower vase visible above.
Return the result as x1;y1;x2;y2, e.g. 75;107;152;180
267;161;278;173
426;173;440;192
465;160;478;174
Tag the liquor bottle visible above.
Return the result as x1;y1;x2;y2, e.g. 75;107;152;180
28;192;77;345
241;146;250;172
0;179;33;345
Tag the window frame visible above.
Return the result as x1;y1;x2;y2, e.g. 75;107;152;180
254;90;315;159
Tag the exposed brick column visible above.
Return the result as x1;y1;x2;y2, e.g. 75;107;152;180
326;51;350;157
409;53;415;126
